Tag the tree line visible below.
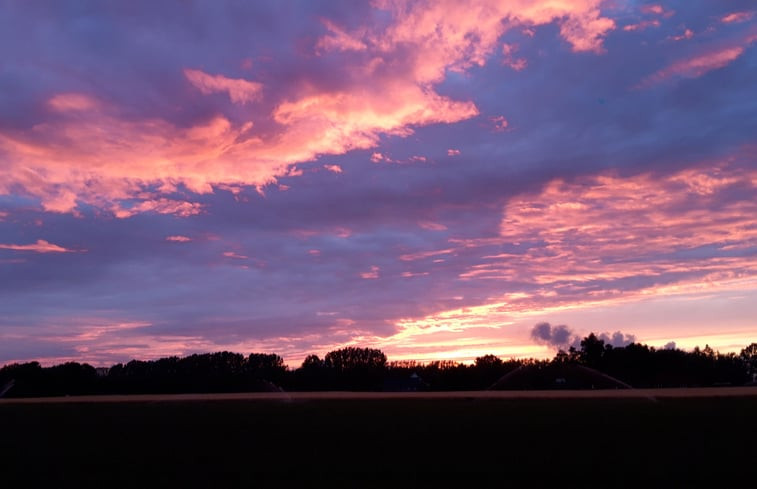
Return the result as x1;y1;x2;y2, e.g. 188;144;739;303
1;338;755;397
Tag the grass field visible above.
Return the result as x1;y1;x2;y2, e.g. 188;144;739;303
2;393;756;488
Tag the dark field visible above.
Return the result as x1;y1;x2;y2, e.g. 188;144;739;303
2;394;756;488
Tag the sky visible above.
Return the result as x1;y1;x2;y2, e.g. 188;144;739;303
1;0;756;367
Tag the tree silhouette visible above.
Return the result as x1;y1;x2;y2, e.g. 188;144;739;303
740;343;757;380
580;333;606;368
301;354;324;370
2;336;756;395
324;347;386;371
324;347;387;390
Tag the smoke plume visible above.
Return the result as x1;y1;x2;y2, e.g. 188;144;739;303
530;322;636;350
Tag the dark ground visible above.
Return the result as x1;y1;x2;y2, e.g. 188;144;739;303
1;395;755;488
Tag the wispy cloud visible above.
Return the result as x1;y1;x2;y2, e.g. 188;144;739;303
0;239;76;253
166;235;192;242
360;265;380;279
721;11;753;24
183;69;263;104
637;44;748;88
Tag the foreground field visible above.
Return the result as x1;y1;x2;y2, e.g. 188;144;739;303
2;393;756;488
2;386;756;403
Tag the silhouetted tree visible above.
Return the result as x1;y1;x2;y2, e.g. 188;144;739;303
3;338;755;395
292;354;329;390
0;362;44;397
46;362;98;395
324;347;387;371
473;354;508;388
246;353;286;385
324;347;387;390
740;343;757;380
580;333;606;369
301;354;324;369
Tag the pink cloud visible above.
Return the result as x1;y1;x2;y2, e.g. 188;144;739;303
394;159;757;311
366;0;615;76
486;163;757;289
400;248;454;262
490;116;509;132
166;235;192;242
378;162;757;361
669;28;694;42
323;164;343;173
316;19;367;52
223;251;248;260
418;221;448;231
0;239;75;253
0;1;614;217
447;149;460;156
638;45;747;88
640;4;674;18
0;106;276;214
721;12;753;24
502;43;527;71
183;68;263;104
113;199;203;219
48;93;99;112
360;265;380;279
623;19;660;32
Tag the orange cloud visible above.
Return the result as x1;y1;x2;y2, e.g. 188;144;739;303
183;69;263;104
0;239;75;253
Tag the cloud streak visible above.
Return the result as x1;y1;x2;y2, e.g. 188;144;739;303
0;240;75;253
638;41;752;88
184;69;263;104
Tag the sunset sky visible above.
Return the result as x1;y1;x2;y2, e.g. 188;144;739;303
1;0;755;367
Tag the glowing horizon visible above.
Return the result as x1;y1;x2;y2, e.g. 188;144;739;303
1;0;755;368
